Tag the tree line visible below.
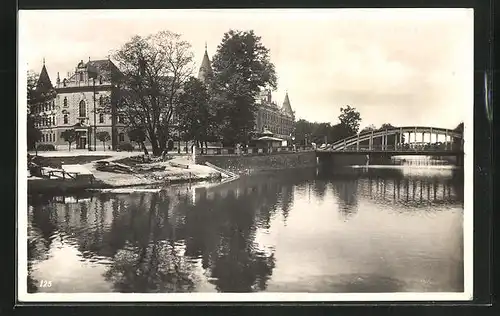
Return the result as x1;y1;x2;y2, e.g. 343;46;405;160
107;30;277;156
27;30;277;156
293;109;464;148
26;28;465;155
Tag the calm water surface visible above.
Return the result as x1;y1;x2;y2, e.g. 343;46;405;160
27;158;464;293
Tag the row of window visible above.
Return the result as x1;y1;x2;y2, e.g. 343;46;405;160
261;111;293;125
61;95;104;108
42;133;56;143
60;73;105;87
33;101;55;114
36;116;56;127
41;132;124;143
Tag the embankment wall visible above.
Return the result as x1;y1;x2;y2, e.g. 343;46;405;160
195;151;317;174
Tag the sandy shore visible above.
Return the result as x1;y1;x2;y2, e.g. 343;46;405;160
83;156;224;188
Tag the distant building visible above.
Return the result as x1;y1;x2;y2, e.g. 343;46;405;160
32;58;128;150
254;89;295;142
198;42;213;84
197;44;295;144
29;60;57;146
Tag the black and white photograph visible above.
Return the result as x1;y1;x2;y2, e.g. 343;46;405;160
18;8;473;302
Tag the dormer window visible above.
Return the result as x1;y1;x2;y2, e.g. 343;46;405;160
79;72;84;81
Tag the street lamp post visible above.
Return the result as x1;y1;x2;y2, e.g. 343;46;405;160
87;63;99;151
93;77;96;151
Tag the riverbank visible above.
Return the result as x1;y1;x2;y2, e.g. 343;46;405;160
27;152;224;194
86;156;223;188
195;151;317;175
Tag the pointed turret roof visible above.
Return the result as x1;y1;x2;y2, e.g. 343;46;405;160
282;92;293;116
36;63;54;92
198;43;213;83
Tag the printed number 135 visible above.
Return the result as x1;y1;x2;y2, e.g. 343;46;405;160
39;280;52;288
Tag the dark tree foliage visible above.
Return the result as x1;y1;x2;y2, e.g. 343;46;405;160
293;107;363;146
127;127;148;155
338;105;361;135
27;71;42;152
97;131;111;150
210;30;278;147
177;77;213;150
60;129;77;151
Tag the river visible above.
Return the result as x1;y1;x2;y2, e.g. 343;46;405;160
27;157;464;293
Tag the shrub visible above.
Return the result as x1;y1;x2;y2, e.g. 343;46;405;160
36;143;56;151
117;142;134;152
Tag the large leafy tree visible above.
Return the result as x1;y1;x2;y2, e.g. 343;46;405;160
111;30;195;156
176;77;212;152
27;71;42;152
338;105;361;135
210;30;277;147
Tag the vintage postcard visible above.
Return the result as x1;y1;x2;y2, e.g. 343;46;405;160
18;8;473;302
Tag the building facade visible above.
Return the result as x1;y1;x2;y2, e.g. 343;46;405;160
32;59;128;150
254;89;295;142
198;45;295;144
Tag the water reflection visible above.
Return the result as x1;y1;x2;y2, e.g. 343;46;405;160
27;163;464;293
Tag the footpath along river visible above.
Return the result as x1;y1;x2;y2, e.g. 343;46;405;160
27;157;464;293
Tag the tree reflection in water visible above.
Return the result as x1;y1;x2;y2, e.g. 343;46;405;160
103;193;197;292
98;178;282;292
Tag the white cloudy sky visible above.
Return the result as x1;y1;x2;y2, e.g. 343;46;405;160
19;9;473;130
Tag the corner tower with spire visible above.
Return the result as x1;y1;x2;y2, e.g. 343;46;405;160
197;42;213;84
281;91;294;118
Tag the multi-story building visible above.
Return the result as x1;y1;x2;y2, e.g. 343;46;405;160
32;58;128;150
198;45;295;144
254;89;295;142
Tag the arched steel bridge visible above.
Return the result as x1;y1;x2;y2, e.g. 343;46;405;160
316;126;464;154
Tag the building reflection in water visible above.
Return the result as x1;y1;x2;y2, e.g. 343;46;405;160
27;163;464;293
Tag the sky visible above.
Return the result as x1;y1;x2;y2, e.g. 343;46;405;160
19;9;473;130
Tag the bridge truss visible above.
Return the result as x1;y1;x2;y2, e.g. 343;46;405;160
320;126;464;153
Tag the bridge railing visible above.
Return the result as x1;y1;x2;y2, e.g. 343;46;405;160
319;143;463;152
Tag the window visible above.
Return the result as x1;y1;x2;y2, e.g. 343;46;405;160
119;133;125;142
118;115;124;124
99;113;104;123
53;116;56;125
63;97;68;107
79;100;86;117
42;134;45;142
63;115;68;124
99;76;103;84
99;95;103;106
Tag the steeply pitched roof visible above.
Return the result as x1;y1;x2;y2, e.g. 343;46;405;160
281;92;293;115
198;44;213;82
36;64;54;92
86;59;123;82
